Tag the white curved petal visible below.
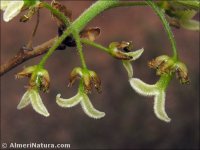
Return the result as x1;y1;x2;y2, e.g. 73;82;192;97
80;94;105;119
29;90;50;117
3;1;24;22
180;19;199;31
122;60;133;78
17;90;31;109
154;91;171;122
0;1;10;11
129;78;158;96
128;48;144;61
56;93;82;108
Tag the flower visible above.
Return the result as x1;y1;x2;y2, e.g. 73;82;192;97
1;0;24;22
16;66;50;116
108;41;144;78
1;0;41;22
176;10;199;31
17;88;49;117
129;75;172;122
148;55;189;84
159;1;200;31
56;90;105;119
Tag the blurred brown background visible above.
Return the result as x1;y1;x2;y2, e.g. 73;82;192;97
0;1;199;149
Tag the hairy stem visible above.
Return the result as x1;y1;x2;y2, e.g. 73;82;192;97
72;0;119;32
146;0;178;61
73;31;87;69
81;39;109;53
42;2;70;26
38;29;71;67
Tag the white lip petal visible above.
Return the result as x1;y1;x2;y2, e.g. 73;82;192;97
129;78;158;96
3;1;24;22
29;90;50;117
180;19;200;31
122;60;133;78
56;93;82;108
17;90;31;109
128;48;144;61
154;91;171;122
80;94;105;119
0;0;10;11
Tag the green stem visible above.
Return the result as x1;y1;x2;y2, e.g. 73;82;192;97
38;1;120;67
72;30;87;69
111;1;149;8
157;74;173;90
146;0;178;61
42;2;71;26
38;0;164;67
81;39;110;53
38;28;71;67
72;0;119;32
78;79;85;93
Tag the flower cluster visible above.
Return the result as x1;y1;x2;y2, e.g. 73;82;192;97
1;0;195;123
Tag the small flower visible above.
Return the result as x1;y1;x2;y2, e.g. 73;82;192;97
177;10;199;31
56;90;105;119
129;75;171;122
1;0;24;22
109;41;133;60
159;1;200;31
16;66;50;116
109;41;144;78
17;88;49;117
68;67;101;93
1;0;41;22
148;55;190;84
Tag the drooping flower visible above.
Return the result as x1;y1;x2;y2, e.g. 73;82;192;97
16;66;50;116
109;41;144;78
56;85;105;119
159;1;200;31
130;54;190;122
129;75;172;122
148;55;190;84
